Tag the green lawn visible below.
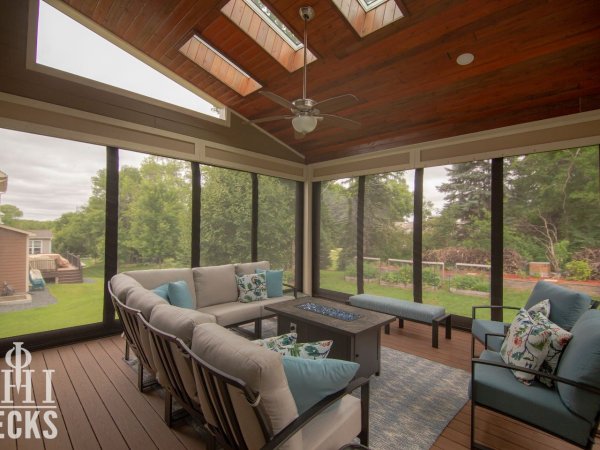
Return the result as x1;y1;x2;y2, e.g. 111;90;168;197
320;270;529;321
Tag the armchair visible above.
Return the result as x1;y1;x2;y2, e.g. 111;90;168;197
184;322;370;450
471;280;594;357
471;309;600;449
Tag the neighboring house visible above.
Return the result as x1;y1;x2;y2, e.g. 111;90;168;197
0;224;31;294
26;229;53;255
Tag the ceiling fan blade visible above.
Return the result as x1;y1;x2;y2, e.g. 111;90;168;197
315;94;359;114
294;131;307;140
320;114;361;130
259;91;294;110
251;115;293;124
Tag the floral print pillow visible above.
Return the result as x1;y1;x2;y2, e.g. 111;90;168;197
253;333;297;350
275;340;333;359
236;273;267;302
500;308;552;384
531;311;573;387
528;298;550;317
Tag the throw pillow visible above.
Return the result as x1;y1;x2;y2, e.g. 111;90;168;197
528;298;550;317
500;308;553;384
167;281;195;309
236;273;267;302
282;356;359;414
256;269;284;298
252;332;297;350
530;311;573;387
275;340;333;360
152;283;170;301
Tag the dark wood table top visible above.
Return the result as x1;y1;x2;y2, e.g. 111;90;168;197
265;297;395;336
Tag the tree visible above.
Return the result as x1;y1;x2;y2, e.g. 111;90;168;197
0;204;23;226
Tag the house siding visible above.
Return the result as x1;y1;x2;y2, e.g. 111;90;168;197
0;228;28;293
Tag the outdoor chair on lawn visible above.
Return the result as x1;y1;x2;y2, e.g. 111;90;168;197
29;268;45;291
109;283;158;392
471;280;596;357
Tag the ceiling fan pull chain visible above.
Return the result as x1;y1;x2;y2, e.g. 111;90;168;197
302;9;308;101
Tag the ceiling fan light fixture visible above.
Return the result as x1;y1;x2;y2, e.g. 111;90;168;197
292;115;318;133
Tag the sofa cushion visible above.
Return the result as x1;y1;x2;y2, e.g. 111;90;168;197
125;268;196;307
556;309;600;425
282;356;359;414
471;319;506;352
193;264;237;307
149;303;215;345
152;282;170;301
256;269;284;298
168;281;195;309
236;273;267;302
524;281;591;331
258;295;296;318
499;308;552;384
198;301;262;327
301;396;361;450
472;350;592;447
235;261;270;275
191;323;300;449
126;286;168;320
110;273;141;302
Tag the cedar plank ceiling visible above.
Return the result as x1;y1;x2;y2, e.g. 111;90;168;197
62;0;600;164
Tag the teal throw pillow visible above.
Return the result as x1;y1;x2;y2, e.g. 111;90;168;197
167;281;194;309
256;269;284;298
152;283;170;300
282;356;359;414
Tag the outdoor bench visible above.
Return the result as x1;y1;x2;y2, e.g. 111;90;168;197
348;294;451;348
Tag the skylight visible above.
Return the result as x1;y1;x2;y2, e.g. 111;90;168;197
333;0;405;37
36;1;224;119
179;36;262;97
221;0;316;72
358;0;388;12
245;0;302;50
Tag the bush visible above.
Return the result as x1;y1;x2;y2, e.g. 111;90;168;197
328;248;343;271
423;268;441;288
344;262;379;279
451;274;490;292
572;248;600;280
565;260;592;281
381;266;412;286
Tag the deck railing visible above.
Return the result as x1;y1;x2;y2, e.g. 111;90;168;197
65;252;82;270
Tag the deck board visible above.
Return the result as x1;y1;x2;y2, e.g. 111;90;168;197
0;321;597;449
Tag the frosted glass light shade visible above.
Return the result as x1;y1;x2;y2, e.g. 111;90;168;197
292;115;318;133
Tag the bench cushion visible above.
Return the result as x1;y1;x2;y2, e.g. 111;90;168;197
472;350;592;447
471;319;506;352
349;294;445;322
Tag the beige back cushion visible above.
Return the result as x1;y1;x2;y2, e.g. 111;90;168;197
191;323;301;450
235;261;270;276
149;304;215;401
110;273;141;302
125;268;197;307
192;265;238;307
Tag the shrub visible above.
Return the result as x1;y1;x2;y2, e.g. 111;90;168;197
381;266;412;286
423;268;441;288
344;262;379;279
451;274;490;292
565;260;592;281
328;248;343;271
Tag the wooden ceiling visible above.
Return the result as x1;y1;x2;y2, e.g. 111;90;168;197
61;0;600;163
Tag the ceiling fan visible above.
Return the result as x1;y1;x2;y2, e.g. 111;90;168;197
252;6;361;139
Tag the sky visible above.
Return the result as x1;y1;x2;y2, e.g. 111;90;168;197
0;1;450;221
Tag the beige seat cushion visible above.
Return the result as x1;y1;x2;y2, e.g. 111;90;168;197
191;323;301;449
126;286;168;320
125;268;196;307
257;296;295;318
110;273;141;302
198;302;262;327
193;264;238;307
301;395;361;450
235;261;270;276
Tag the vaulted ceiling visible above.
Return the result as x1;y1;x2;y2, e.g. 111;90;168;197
61;0;600;163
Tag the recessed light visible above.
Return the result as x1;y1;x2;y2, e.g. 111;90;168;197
456;53;475;65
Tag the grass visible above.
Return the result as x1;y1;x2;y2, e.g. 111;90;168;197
320;270;529;321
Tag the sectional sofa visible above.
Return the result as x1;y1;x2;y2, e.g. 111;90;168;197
110;260;296;336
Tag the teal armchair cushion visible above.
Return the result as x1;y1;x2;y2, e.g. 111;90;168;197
471;319;505;352
472;350;592;446
556;309;600;425
524;281;591;331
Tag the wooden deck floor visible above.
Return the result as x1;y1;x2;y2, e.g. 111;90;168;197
0;323;596;450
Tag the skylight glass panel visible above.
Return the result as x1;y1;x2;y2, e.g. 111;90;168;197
36;1;224;119
244;0;302;50
358;0;388;11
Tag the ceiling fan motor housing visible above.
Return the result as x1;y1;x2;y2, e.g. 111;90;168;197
300;6;315;21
